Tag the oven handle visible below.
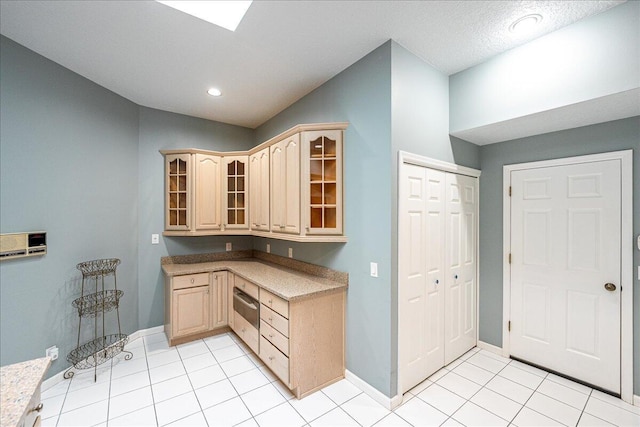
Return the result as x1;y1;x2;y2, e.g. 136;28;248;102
233;290;257;310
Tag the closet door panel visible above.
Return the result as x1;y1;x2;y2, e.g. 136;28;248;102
445;173;477;364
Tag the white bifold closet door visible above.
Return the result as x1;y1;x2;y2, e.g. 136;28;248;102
399;163;477;395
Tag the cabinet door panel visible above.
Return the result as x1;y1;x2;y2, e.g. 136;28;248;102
195;154;222;230
165;154;191;230
250;149;270;231
173;286;210;337
271;135;300;234
211;272;228;328
302;130;343;235
223;156;249;230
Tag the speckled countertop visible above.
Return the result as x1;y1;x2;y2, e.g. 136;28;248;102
162;260;347;301
1;357;50;427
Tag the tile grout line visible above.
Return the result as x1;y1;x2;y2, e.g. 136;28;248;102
174;338;211;427
446;354;514;426
141;335;161;427
507;364;554;426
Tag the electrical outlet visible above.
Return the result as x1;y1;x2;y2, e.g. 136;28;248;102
370;262;378;278
266;243;271;253
46;345;58;361
151;234;159;244
288;248;293;258
226;242;232;251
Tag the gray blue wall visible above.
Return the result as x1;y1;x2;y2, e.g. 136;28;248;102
137;107;255;329
388;41;480;396
477;116;640;394
0;35;139;376
254;41;393;396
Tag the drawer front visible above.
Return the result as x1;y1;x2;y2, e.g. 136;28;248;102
234;311;259;354
260;319;289;356
234;275;259;300
260;289;289;318
260;336;289;385
260;304;289;337
173;273;209;290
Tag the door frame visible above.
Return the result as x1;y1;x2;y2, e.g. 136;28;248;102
502;149;633;403
397;151;481;398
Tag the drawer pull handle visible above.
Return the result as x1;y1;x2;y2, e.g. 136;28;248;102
269;334;274;338
268;299;273;304
268;317;273;322
31;403;43;413
190;278;195;284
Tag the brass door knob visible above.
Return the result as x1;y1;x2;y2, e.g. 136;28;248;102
604;283;616;292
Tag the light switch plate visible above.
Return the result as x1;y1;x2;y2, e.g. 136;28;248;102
266;243;271;253
288;248;293;258
151;234;159;245
370;262;378;278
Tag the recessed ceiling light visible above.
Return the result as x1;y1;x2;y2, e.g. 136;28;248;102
207;88;222;97
509;14;543;34
156;1;252;32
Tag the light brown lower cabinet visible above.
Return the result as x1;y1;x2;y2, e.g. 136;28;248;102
164;271;229;346
166;270;345;398
259;287;345;399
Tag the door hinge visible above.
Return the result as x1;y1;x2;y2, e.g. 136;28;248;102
508;321;511;332
508;253;512;264
509;186;512;197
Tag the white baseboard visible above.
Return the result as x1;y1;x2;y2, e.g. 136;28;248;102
128;325;164;342
634;394;640;407
344;369;403;410
477;340;507;357
42;325;165;392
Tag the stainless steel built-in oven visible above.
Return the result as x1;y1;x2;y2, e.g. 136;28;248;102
233;287;259;329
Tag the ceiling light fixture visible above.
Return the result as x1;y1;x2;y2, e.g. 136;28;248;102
509;14;543;34
207;88;222;97
156;1;252;32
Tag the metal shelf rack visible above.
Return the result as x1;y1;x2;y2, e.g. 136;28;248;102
64;258;132;380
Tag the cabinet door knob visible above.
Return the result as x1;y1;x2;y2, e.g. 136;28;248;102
242;328;246;332
435;279;439;285
31;403;43;413
269;334;274;338
306;225;310;231
269;356;274;361
268;317;273;322
454;274;458;280
268;299;273;304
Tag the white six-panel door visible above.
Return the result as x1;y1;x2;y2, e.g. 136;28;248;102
445;173;477;364
399;160;478;395
510;159;621;393
399;164;446;392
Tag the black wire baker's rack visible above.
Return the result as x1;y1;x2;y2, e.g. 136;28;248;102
64;258;132;381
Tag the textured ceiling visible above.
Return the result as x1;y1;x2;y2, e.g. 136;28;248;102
0;1;624;128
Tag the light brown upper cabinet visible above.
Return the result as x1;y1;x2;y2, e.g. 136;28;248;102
222;155;249;230
161;123;347;242
302;130;343;235
249;147;270;232
270;134;300;235
195;154;222;231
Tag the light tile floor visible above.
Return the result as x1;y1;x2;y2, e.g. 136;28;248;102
40;332;640;426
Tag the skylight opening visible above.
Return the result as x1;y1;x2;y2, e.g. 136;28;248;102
157;1;253;32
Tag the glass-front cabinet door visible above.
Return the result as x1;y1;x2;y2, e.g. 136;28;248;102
223;156;249;230
302;130;343;235
165;154;191;230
